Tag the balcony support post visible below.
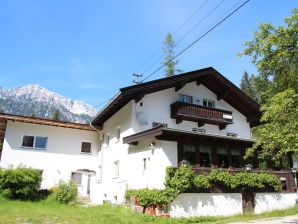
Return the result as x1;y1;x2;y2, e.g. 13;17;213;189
219;124;226;130
176;119;182;124
175;82;186;92
197;121;204;127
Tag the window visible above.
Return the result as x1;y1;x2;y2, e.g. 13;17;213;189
152;122;168;128
199;145;211;167
203;99;215;108
114;160;119;177
71;172;82;185
116;127;121;141
217;147;229;168
192;128;206;134
182;145;196;165
22;135;47;149
280;178;287;190
179;94;193;104
231;148;241;168
81;142;91;153
227;133;237;138
143;158;147;173
106;135;110;148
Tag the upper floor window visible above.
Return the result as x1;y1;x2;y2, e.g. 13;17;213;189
179;94;193;104
106;134;110;148
81;142;91;154
22;135;47;149
116;127;121;141
203;99;215;108
152;122;168;128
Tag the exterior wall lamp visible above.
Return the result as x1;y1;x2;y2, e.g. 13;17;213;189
245;164;253;172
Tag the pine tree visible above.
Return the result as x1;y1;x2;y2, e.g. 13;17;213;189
240;71;260;103
52;110;60;121
161;33;182;77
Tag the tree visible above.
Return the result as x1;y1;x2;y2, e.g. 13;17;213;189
246;89;297;160
31;113;36;118
52;110;60;121
161;33;182;77
0;107;4;113
240;71;260;102
239;9;298;160
238;9;298;101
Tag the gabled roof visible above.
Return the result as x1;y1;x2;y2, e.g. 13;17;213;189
0;113;98;131
91;67;261;127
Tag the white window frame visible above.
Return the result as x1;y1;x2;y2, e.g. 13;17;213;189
21;135;48;150
179;94;193;104
80;141;92;154
203;99;215;108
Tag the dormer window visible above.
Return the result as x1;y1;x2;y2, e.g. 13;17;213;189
203;99;215;108
179;94;192;104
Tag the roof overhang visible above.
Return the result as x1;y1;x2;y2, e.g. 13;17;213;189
0;113;101;131
123;126;255;145
91;67;261;127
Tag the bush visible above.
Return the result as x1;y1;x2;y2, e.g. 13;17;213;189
0;167;42;200
52;180;78;204
193;174;210;191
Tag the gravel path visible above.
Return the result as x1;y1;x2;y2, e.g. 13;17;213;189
228;214;298;224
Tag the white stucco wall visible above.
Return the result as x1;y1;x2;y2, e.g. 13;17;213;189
132;82;251;139
254;193;297;214
0;120;101;203
169;193;243;218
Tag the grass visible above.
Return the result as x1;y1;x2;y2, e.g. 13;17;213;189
0;197;297;224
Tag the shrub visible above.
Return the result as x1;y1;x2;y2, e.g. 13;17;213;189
193;174;210;191
137;188;166;207
0;167;42;200
209;170;237;190
52;180;78;204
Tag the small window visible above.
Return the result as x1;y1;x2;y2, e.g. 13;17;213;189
22;135;47;149
203;99;215;108
114;160;119;177
192;128;206;134
179;95;193;104
143;158;147;173
152;122;168;128
106;135;110;147
227;133;237;138
35;137;47;149
81;142;91;153
22;136;34;147
280;178;287;191
71;172;82;185
116;128;121;141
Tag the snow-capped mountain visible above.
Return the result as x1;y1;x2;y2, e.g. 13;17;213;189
0;84;97;123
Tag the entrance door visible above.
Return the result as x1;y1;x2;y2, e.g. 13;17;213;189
242;192;254;212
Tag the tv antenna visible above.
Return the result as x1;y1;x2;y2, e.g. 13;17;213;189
132;73;143;84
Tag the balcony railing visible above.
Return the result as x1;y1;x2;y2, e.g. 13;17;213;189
170;101;233;130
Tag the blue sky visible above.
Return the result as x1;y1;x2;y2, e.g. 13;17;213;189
0;0;296;109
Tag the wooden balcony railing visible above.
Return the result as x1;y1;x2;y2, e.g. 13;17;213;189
170;101;233;130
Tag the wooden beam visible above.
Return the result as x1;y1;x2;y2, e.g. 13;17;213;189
196;76;208;86
217;89;231;101
176;119;182;124
134;94;145;103
219;124;226;130
131;141;138;146
197;121;204;127
175;82;185;92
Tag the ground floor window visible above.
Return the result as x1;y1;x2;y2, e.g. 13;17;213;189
217;147;229;168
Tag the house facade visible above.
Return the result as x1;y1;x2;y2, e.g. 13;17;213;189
91;67;295;204
0;67;295;210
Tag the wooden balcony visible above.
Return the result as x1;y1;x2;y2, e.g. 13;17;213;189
170;101;233;130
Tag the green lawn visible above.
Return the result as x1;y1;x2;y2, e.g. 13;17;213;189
0;197;297;224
